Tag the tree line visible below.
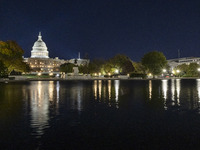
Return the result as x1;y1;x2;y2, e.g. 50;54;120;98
61;52;200;78
60;51;168;78
1;40;200;78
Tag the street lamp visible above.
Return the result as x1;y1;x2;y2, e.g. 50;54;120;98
148;73;152;78
115;69;119;74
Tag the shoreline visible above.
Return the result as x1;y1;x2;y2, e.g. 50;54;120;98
1;77;200;83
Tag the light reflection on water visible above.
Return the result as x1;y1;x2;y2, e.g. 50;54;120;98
108;80;112;100
69;83;83;111
29;81;60;138
94;80;97;100
197;79;200;112
22;79;200;138
176;79;181;106
149;80;152;100
92;79;200;110
162;79;168;110
93;80;120;108
3;79;200;149
98;80;102;100
56;81;60;103
157;79;181;110
30;81;50;138
197;79;200;103
153;79;199;110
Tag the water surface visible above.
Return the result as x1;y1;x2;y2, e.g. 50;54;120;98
1;79;200;149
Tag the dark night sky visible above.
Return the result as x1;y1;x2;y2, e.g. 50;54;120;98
0;0;200;61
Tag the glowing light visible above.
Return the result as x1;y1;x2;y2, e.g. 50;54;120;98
99;72;101;76
148;73;152;76
176;70;180;73
49;73;53;76
163;69;166;73
108;73;111;76
115;69;119;74
38;73;41;76
198;68;200;72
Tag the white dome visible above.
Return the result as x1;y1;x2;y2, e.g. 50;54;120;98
33;39;47;48
31;32;49;58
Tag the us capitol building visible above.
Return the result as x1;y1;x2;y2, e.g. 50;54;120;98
24;32;89;75
24;32;66;75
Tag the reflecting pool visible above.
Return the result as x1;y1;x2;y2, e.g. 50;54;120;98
1;79;200;149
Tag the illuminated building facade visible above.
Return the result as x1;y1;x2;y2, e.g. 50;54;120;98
167;57;200;71
24;32;66;74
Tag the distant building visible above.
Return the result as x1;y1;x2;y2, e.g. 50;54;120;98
68;52;90;66
167;57;200;71
24;32;66;74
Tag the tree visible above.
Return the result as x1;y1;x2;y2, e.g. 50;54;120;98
176;64;188;76
60;63;76;73
88;59;106;74
176;63;200;77
188;63;199;77
0;40;28;74
102;62;112;74
141;51;167;76
104;54;135;74
130;62;146;78
0;60;8;77
79;65;89;74
132;62;145;74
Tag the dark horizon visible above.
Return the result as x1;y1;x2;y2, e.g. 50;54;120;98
1;0;200;61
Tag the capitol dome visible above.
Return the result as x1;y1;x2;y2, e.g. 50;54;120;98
31;32;49;58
